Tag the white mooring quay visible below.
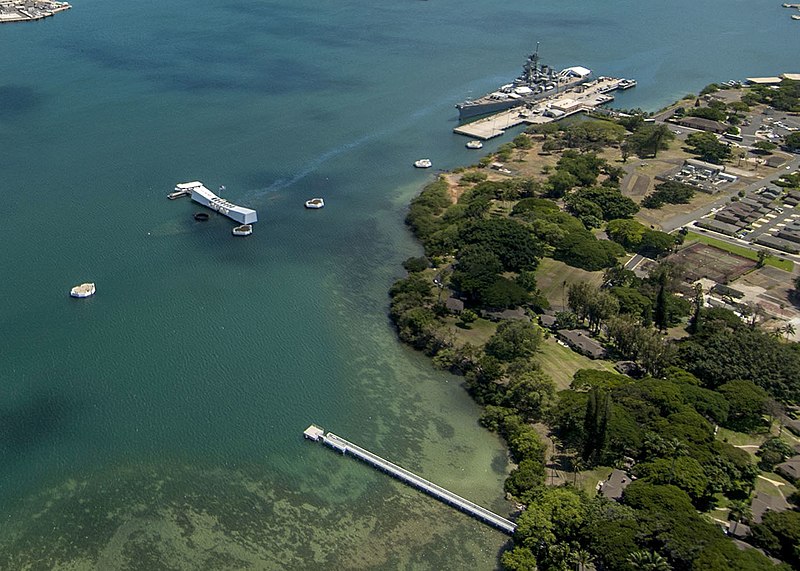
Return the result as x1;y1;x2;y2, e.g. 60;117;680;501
303;424;517;535
175;181;258;224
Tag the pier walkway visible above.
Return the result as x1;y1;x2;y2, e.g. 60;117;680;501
304;425;517;535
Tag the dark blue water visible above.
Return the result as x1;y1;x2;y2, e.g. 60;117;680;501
1;0;798;567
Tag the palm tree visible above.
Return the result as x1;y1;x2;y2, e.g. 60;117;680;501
664;438;688;485
628;550;672;571
728;499;752;537
572;456;587;486
783;323;796;339
573;548;593;571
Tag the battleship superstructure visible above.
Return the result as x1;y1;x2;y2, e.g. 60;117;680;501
456;45;592;121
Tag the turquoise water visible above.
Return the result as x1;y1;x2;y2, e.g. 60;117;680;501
1;0;799;568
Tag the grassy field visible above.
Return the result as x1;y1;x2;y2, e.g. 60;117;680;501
755;472;795;499
535;258;605;310
573;466;614;497
446;316;497;347
685;231;794;271
538;336;618;390
446;316;616;391
716;427;768;448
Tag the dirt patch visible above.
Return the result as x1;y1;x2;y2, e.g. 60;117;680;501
623;172;651;198
667;242;755;284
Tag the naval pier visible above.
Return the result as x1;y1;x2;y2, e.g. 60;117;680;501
304;424;517;535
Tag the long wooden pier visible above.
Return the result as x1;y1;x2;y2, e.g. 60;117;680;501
304;425;517;535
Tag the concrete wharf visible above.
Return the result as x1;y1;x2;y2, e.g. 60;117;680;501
0;1;70;23
453;76;631;140
303;424;517;535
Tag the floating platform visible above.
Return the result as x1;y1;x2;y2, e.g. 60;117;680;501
304;424;517;535
175;181;257;225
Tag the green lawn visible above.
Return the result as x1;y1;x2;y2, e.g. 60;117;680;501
537;336;618;390
535;258;605;310
446;317;497;347
685;231;794;271
716;427;767;448
755;473;795;499
574;466;614;497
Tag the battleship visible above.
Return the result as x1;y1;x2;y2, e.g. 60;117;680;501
456;45;593;121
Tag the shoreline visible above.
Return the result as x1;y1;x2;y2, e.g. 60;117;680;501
391;76;800;568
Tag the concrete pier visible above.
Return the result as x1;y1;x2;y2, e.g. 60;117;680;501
0;1;71;23
454;76;631;140
304;425;517;535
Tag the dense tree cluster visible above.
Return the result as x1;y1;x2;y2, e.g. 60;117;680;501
742;79;800;112
606;218;680;257
677;311;800;401
624;123;675;158
685;131;733;164
642;181;696;209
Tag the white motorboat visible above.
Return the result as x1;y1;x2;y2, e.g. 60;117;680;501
232;224;253;236
70;282;96;298
414;158;432;168
305;198;325;209
466;140;483;149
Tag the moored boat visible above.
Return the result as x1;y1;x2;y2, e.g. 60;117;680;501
466;140;483;149
414;158;432;168
305;198;325;209
70;282;96;298
232;224;253;236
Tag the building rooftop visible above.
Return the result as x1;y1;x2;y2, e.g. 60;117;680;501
598;469;633;500
751;491;789;523
557;329;606;359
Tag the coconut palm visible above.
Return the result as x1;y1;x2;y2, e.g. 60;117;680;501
628;550;672;571
573;548;593;571
664;438;688;485
728;499;752;537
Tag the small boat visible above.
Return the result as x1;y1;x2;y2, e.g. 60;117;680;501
70;282;96;298
194;212;210;221
232;224;253;236
793;14;800;19
466;140;483;149
414;158;432;168
305;198;325;209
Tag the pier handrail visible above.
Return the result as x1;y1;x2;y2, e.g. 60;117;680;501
320;431;516;534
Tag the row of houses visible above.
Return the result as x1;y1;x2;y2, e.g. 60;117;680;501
696;192;781;236
755;219;800;254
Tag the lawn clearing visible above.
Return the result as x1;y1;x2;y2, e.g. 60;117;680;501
573;466;614;497
446;316;497;347
535;258;604;310
537;336;617;390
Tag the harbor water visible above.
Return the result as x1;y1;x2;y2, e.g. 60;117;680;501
1;0;798;568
